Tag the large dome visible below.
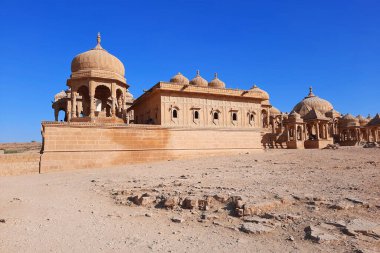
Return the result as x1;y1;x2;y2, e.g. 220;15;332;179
292;87;333;117
70;33;126;84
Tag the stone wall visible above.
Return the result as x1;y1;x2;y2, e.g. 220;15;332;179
0;153;40;176
40;122;263;173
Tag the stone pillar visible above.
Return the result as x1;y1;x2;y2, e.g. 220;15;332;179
315;122;319;140
71;91;77;118
67;100;72;122
89;81;95;120
111;83;117;117
53;109;58;121
111;97;116;116
285;125;289;141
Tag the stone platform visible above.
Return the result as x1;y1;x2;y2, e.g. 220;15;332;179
40;122;263;173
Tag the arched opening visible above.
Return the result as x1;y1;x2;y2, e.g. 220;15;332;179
95;85;111;117
297;125;302;140
57;109;66;121
213;112;219;120
261;110;268;128
173;109;178;118
194;111;199;119
232;112;237;121
77;86;90;117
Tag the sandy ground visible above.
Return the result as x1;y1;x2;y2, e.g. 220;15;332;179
0;147;379;253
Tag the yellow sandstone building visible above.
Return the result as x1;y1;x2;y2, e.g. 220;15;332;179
42;34;379;172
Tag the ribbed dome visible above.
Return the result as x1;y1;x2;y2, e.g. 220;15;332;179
292;87;333;117
70;33;125;83
190;70;208;87
247;85;270;100
170;72;190;85
270;106;281;115
208;73;225;88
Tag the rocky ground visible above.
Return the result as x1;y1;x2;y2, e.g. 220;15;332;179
0;147;379;252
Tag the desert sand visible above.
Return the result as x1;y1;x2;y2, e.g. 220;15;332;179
0;147;379;253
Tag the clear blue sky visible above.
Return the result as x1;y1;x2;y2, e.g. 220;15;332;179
0;0;379;142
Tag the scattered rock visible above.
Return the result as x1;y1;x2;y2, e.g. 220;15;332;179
0;219;5;223
287;236;294;241
304;225;338;243
182;197;198;209
343;219;380;238
345;197;369;207
329;200;355;210
163;197;179;209
213;194;229;203
171;217;185;223
240;222;274;234
145;213;152;217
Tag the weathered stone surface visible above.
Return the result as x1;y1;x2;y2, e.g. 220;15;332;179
304;225;338;243
163;197;179;208
240;222;274;234
344;219;380;238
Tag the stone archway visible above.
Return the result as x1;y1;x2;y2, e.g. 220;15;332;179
95;85;112;117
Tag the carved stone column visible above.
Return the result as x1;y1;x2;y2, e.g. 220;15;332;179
67;100;72;122
71;91;77;118
89;81;95;120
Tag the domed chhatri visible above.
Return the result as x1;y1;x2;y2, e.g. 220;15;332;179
208;73;225;88
248;84;270;100
170;72;190;85
292;87;334;117
189;70;208;87
71;33;126;84
357;115;369;126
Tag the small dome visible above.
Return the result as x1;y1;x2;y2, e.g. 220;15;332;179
292;87;333;117
170;72;190;85
289;111;301;119
342;113;358;121
190;70;208;87
208;73;225;88
71;33;125;83
270;106;281;115
248;84;270;100
357;115;369;126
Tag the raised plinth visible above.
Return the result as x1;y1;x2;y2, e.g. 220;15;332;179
40;122;263;173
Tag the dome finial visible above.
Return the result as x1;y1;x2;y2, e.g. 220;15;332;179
94;32;103;50
308;86;315;97
214;73;218;79
97;32;101;44
196;70;200;76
